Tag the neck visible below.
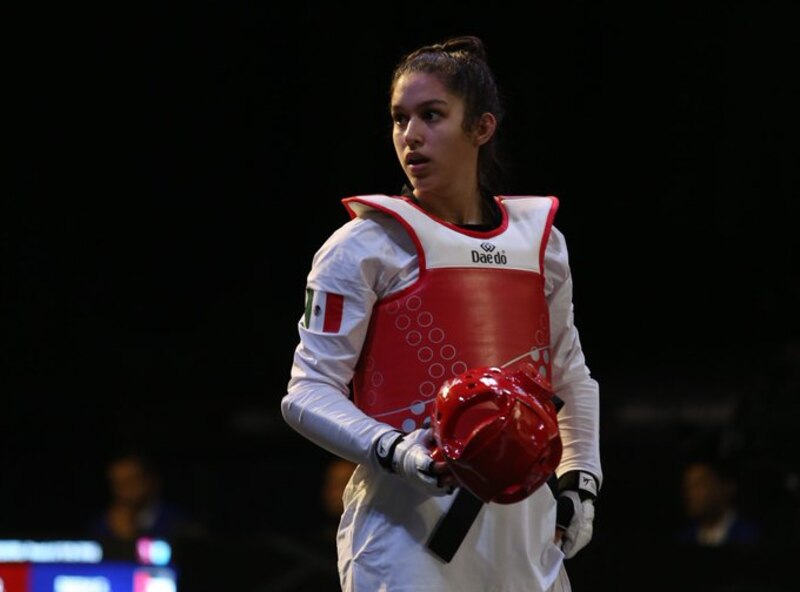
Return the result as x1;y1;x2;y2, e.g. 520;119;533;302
413;186;486;225
699;507;734;529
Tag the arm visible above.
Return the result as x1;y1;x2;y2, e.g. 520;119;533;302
281;218;395;469
545;226;602;483
281;216;451;494
545;226;602;556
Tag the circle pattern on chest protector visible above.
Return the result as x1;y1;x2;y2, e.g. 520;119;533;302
363;293;552;430
376;293;469;432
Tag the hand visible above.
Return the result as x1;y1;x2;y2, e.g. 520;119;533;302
554;471;599;558
375;428;456;496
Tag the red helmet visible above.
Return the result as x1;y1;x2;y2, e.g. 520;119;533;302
431;364;562;504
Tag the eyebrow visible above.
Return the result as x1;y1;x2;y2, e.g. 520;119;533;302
391;99;449;113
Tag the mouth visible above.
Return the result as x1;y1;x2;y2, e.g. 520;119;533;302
405;153;431;175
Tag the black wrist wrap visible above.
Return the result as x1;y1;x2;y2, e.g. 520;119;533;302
375;431;405;473
557;470;599;502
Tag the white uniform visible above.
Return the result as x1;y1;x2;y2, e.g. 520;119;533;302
282;197;601;592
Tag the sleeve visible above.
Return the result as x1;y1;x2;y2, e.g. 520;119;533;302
544;226;603;487
280;214;416;469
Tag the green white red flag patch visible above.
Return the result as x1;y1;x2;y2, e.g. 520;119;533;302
303;289;344;333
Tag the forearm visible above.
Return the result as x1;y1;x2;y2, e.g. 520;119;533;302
281;380;393;470
555;376;602;484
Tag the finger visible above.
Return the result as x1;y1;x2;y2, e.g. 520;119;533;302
436;473;458;487
430;461;450;474
419;460;448;478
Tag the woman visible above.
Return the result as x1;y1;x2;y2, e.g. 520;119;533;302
282;35;602;592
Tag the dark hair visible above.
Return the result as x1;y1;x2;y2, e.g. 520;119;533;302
390;35;508;199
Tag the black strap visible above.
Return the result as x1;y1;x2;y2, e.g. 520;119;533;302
426;488;484;562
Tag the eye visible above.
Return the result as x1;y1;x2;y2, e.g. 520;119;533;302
392;113;409;127
423;109;442;122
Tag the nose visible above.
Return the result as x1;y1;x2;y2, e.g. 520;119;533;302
404;116;423;149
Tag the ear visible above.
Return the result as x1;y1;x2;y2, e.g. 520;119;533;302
473;112;497;147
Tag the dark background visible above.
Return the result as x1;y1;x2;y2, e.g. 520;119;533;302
5;1;799;591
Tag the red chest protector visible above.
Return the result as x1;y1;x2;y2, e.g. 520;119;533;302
343;194;559;433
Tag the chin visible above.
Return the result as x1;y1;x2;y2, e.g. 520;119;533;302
411;181;436;200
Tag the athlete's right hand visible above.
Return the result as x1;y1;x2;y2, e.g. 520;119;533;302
375;428;455;496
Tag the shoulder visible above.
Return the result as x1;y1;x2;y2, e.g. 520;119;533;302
544;225;570;275
729;517;763;544
315;210;407;267
326;209;404;248
309;210;414;293
547;225;568;255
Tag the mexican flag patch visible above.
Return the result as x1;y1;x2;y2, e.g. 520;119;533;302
303;289;344;333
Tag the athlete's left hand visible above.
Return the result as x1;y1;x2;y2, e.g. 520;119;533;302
554;471;599;558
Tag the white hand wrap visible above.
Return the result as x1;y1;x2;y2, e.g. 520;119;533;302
557;490;595;558
556;470;599;558
375;428;451;496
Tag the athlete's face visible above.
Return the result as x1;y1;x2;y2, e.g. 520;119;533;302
391;72;484;202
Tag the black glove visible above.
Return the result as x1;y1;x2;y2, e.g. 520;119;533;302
556;470;599;558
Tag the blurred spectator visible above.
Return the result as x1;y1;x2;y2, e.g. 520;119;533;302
677;455;762;547
257;455;357;591
87;450;205;542
723;339;800;548
320;456;357;540
303;455;357;573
